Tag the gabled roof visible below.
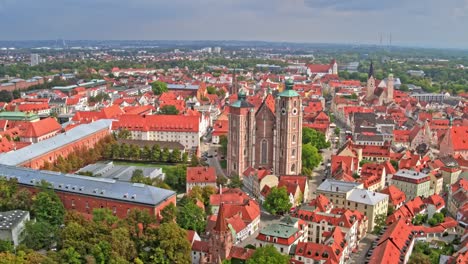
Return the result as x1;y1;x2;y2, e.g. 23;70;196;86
186;167;216;183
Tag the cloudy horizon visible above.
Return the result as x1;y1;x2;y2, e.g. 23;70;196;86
1;0;467;49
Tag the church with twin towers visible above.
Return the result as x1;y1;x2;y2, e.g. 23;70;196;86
227;79;303;178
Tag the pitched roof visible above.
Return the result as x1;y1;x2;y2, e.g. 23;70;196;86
112;114;200;132
381;185;406;207
21;117;62;138
186;167;216;183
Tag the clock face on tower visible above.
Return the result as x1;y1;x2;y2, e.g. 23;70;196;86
281;108;287;115
292;108;298;115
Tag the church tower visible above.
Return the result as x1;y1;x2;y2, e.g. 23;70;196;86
386;73;394;103
274;79;302;175
209;203;233;263
227;90;255;177
366;61;376;100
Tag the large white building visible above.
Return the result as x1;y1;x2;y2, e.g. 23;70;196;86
112;113;209;152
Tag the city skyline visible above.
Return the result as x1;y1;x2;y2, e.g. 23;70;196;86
1;0;468;49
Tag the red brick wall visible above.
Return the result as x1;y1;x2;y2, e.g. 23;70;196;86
20;129;110;169
23;185;176;219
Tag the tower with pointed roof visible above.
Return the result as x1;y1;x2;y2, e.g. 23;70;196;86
208;203;234;263
227;90;255;177
274;79;303;175
253;92;276;172
366;61;376;100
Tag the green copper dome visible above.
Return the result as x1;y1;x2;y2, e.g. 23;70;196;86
278;79;299;97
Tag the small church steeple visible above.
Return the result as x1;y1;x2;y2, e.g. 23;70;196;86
368;61;374;79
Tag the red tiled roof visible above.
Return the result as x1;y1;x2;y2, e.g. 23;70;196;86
369;219;414;264
228;246;255;260
381;185;406;207
112;114;200;132
186;167;216;183
21;117;61;138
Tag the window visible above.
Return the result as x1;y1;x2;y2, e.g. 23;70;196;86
261;140;268;164
292;149;296;157
294;101;297;107
292;135;296;143
113;206;117;215
85;201;89;209
71;199;75;207
291;164;296;172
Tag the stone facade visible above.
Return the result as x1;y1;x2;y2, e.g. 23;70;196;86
227;80;302;177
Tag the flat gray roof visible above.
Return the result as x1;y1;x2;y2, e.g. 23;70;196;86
0;164;175;206
78;161;164;182
0;119;113;166
347;189;388;206
394;169;428;180
0;210;29;230
317;179;363;193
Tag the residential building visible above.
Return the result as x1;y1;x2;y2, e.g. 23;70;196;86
439;125;468;159
294;227;348;264
278;175;309;206
380;185;406;209
255;216;308;254
112;113;208;152
317;180;389;231
368;219;415;264
186;167;217;192
447;178;468;217
242;167;278;200
392;169;432;201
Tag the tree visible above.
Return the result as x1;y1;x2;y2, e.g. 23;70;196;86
373;213;387;234
302;127;330;149
0;90;13;103
206;86;217;94
228;174;243;188
154;223;191;264
109;227;137;261
151;81;168;95
131;169;146;183
141;145;151;160
32;191;65;227
92;208;118;226
190;153;200;167
264;187;292;215
151;144;161;161
129;144;141;160
21;221;57;250
117;129;131;139
399;83;409;91
58;247;81;264
160;147;170;162
219;135;228;155
390;160;399;171
159;105;179;115
170;149;182;163
161;202;177;223
302;143;322;173
177;199;207;233
0;240;13;253
182;152;189;163
409;252;431;264
334;127;341;136
246;245;289;264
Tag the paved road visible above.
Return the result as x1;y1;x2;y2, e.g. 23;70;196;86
349;234;377;264
201;142;226;178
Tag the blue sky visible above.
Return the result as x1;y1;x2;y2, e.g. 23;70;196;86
0;0;467;48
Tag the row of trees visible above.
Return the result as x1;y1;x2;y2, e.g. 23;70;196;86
42;135;116;173
103;142;190;164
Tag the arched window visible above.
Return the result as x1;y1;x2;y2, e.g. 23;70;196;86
292;149;296;157
291;164;296;172
294;101;297;107
292;135;296;143
261;140;268;164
